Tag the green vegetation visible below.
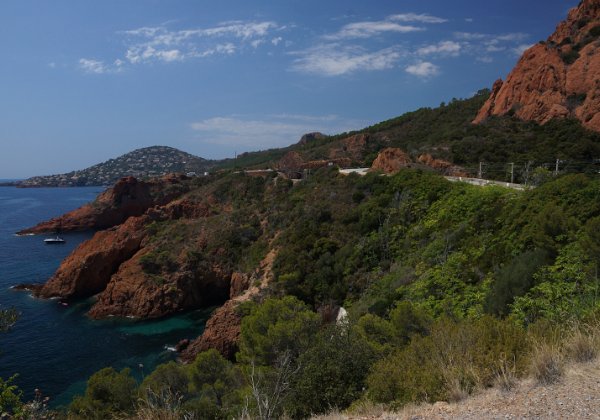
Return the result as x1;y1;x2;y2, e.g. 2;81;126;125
52;164;600;418
213;91;600;181
8;91;600;418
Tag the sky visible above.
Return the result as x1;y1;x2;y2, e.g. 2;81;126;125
0;0;580;178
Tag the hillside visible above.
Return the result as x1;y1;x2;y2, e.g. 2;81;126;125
475;0;600;132
17;146;212;187
216;91;600;182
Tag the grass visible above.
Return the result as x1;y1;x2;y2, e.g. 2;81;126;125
530;342;564;385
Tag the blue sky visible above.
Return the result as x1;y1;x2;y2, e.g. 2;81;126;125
0;0;579;178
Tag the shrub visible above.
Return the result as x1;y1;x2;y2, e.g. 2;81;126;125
366;316;528;407
69;367;137;419
485;249;549;316
560;49;580;64
189;349;241;411
0;375;23;417
285;326;376;418
238;296;320;367
139;361;189;400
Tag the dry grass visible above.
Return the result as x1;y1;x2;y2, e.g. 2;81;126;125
127;390;196;420
530;342;564;385
493;359;518;391
564;325;599;363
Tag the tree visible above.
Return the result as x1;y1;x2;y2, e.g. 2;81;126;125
285;326;376;418
238;296;320;367
189;349;239;409
69;367;137;419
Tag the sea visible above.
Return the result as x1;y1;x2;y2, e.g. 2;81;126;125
0;183;211;407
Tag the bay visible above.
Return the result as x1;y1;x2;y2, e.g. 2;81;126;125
0;186;209;407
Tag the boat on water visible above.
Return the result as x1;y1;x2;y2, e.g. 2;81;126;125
44;236;65;244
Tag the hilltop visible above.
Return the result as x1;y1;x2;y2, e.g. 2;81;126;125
17;146;212;187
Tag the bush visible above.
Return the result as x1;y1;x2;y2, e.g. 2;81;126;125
69;367;137;419
139;361;189;400
238;296;320;367
367;316;528;407
189;349;241;412
485;249;549;316
0;375;23;417
285;326;376;418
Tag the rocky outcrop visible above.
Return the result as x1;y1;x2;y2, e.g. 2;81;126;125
328;134;370;162
34;215;149;299
17;175;190;235
298;132;327;146
418;154;469;177
474;0;600;132
180;300;242;362
370;148;413;174
87;256;231;319
181;247;278;361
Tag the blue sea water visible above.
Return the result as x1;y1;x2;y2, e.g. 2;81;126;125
0;186;210;407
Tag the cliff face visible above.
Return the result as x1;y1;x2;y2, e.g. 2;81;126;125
17;174;190;235
35;215;149;299
370;148;413;174
474;0;600;132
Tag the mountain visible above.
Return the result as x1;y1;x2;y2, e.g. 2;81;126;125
18;146;212;187
474;0;600;131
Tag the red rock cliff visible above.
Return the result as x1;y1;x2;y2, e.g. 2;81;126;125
474;0;600;132
35;215;149;299
18;174;189;235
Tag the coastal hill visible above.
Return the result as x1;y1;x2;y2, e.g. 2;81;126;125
17;146;211;187
474;0;600;132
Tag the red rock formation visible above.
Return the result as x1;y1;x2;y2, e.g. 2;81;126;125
328;134;370;162
229;272;251;298
17;175;190;235
87;254;231;319
474;0;600;132
370;148;413;174
35;215;149;299
418;154;469;177
180;300;242;362
277;151;305;173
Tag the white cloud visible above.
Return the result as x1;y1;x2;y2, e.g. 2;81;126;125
290;44;402;76
190;115;363;148
388;13;447;24
405;61;439;77
512;43;533;56
495;33;528;42
418;41;462;56
272;37;283;46
118;21;283;65
452;31;531;59
454;32;487;40
325;21;423;40
79;58;109;74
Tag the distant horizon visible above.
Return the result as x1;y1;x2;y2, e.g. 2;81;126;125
0;0;579;178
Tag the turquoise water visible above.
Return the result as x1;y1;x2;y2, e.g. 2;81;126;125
0;186;210;407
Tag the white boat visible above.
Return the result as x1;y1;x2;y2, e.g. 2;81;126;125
44;236;65;244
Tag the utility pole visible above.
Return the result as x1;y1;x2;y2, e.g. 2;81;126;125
509;162;514;184
478;162;483;179
555;158;560;176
